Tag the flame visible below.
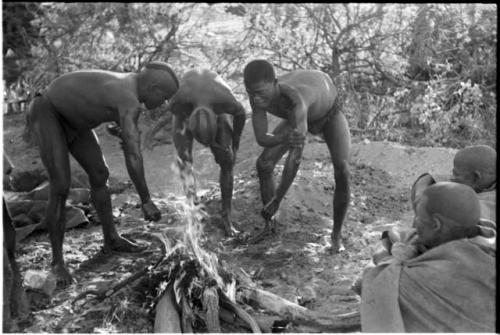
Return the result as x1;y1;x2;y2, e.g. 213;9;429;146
170;156;224;289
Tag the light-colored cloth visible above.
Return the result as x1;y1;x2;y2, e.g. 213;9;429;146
478;189;496;222
361;224;496;332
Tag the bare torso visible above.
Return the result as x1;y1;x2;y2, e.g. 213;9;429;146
270;70;337;123
44;70;139;129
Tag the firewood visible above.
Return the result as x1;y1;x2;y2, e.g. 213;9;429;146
219;291;261;333
202;286;220;333
180;293;193;333
238;286;360;332
154;284;181;333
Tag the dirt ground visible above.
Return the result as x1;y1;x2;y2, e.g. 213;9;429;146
2;111;457;332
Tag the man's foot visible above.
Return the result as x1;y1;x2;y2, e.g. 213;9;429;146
247;219;277;244
222;216;239;237
329;237;345;254
104;236;146;253
52;264;75;288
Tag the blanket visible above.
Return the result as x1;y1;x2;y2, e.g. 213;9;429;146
361;226;496;332
5;182;91;242
478;189;496;223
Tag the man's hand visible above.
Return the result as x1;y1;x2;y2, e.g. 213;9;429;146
261;197;280;220
391;242;418;261
142;200;161;221
286;129;306;148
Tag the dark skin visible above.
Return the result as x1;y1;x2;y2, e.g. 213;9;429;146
3;154;30;331
146;69;246;236
26;65;178;286
245;69;351;253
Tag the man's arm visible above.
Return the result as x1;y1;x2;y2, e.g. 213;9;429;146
229;102;246;152
119;108;160;221
143;104;173;151
274;96;307;202
172;114;197;200
251;109;286;147
261;93;308;219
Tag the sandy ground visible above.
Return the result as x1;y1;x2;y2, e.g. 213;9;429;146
2;110;457;332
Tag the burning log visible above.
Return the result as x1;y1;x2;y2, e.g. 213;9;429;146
202;285;220;332
154;283;182;333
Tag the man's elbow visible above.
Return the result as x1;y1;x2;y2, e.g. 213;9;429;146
256;137;270;147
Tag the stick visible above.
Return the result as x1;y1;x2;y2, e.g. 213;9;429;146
238;286;360;331
154;284;182;333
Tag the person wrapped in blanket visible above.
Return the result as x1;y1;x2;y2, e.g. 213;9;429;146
358;180;496;332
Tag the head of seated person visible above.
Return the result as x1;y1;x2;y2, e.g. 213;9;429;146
451;145;496;193
414;182;480;249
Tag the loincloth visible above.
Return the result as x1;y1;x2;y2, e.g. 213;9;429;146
307;101;340;135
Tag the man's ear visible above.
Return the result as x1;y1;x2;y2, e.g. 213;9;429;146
431;213;444;232
411;173;436;207
471;170;482;186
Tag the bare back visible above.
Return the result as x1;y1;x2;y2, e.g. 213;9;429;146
277;70;337;123
171;69;238;117
44;70;139;129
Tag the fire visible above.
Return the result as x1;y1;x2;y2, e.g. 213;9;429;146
170;156;225;290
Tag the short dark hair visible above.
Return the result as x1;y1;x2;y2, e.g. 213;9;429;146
243;59;275;87
145;61;179;89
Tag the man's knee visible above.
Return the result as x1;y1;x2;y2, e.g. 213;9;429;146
88;166;110;188
256;155;274;176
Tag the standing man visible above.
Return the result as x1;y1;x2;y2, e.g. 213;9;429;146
145;68;246;237
243;59;351;253
25;61;179;286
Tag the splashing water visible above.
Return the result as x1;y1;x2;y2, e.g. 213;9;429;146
170;156;225;289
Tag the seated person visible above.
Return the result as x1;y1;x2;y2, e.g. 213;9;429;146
360;182;496;332
451;144;496;222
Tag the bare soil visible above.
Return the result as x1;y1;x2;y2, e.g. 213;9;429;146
2;111;457;332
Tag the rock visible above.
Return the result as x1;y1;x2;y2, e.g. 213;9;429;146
23;270;57;297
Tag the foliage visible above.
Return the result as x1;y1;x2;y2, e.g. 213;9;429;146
2;3;496;148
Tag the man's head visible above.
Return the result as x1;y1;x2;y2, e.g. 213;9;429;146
138;61;179;109
243;59;277;109
451;145;496;192
188;107;218;146
413;182;480;248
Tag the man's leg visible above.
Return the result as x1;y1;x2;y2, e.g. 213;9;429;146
68;130;143;252
323;112;351;253
250;121;290;242
210;115;236;236
3;198;29;331
256;121;291;207
30;98;73;286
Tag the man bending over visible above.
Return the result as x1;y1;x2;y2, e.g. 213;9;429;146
25;61;179;286
243;59;351;252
